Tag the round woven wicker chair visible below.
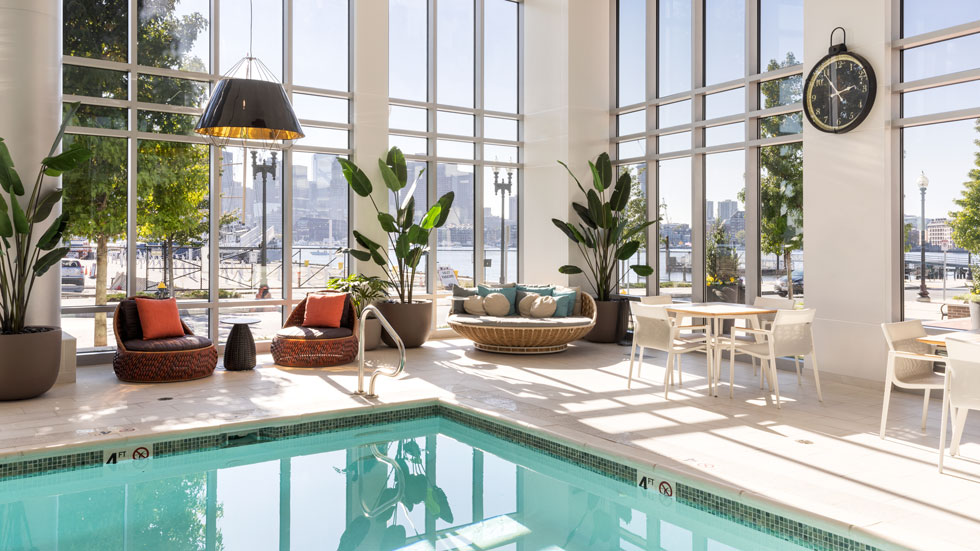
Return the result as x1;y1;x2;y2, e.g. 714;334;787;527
112;298;218;383
271;291;359;367
448;293;597;354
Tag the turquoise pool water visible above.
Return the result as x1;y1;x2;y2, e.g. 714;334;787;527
0;417;856;551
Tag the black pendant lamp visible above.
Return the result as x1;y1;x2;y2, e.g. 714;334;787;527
195;2;303;149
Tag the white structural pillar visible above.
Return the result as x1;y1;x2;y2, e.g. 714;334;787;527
523;0;612;287
803;0;897;380
350;0;390;279
0;0;62;327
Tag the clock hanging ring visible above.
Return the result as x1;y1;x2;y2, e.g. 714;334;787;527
803;27;877;134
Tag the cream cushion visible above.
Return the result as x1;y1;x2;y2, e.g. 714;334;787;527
483;292;511;316
529;296;558;318
518;294;539;317
463;295;486;315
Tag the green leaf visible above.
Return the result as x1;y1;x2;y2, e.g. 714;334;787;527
386;146;408;188
50;102;81;158
11;198;28;234
616;240;640;260
394;233;410;259
0;191;7;212
557;159;588;196
33;190;62;222
41;144;92;177
573;202;596;228
37;213;68;250
420;204;442;230
631;264;654;277
370;248;387;266
33;247;70;277
589;153;613;192
433;487;453;523
0;212;12;238
338;158;373;196
578;224;596;248
609;170;631;211
434;191;455;227
622;219;656;242
337;516;370;551
586;189;604;227
377;212;398;232
0;138;13;170
424;486;441;518
347;249;372;262
353;230;381;250
378;158;404;192
4;167;23;196
558;264;583;274
552;218;576;241
380;524;407;551
400;196;416;229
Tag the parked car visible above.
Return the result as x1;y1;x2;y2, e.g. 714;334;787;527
775;269;803;297
61;259;85;291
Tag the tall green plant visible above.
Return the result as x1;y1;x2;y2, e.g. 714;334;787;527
552;152;656;301
0;102;91;333
338;147;454;304
326;273;392;316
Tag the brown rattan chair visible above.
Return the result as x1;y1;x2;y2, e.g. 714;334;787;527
271;291;359;367
112;297;217;383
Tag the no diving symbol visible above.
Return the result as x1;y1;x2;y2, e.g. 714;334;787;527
658;481;673;497
133;447;150;460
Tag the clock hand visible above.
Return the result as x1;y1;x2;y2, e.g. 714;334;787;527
832;85;855;98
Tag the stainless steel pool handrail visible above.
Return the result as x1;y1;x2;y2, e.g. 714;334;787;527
359;444;404;518
353;304;406;398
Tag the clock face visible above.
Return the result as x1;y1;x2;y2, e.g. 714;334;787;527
803;53;876;133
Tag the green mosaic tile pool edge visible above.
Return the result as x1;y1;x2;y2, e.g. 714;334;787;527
0;402;887;551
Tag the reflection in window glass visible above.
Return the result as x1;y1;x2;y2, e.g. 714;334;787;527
619;164;648;296
760;0;803;71
390;0;428;101
704;88;744;120
903;81;980;118
705;122;744;147
218;147;283;300
291;451;347;550
137;111;200;135
760;75;802;108
760;143;803;302
759;113;803;138
659;100;692;128
618;0;646;107
658;158;692;301
658;132;691;154
619;110;646;136
902;120;979;322
903;34;980;82
62;135;128;350
483;166;517;284
705;151;746;303
137;140;211;299
485;0;519;113
293;153;348;290
65;104;128;130
659;0;692;97
293;0;349;90
219;0;283;79
438;164;475;291
137;75;209;107
64;0;128;62
137;0;209;71
618;140;646;159
218;461;280;549
63;66;128;100
903;0;980;37
437;0;474;107
704;0;745;85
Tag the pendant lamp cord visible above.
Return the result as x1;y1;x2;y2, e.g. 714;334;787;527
247;0;254;78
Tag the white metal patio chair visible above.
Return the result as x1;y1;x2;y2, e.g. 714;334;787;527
627;303;711;398
879;320;945;439
634;296;674;378
725;309;822;408
938;336;980;473
736;297;798;385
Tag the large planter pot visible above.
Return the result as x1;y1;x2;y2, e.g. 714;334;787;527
585;299;629;343
362;317;383;351
970;302;980;331
0;327;61;401
376;300;432;348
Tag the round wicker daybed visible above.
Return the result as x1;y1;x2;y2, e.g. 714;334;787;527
447;293;596;354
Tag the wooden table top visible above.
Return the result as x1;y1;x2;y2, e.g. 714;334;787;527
664;302;778;317
916;330;980;347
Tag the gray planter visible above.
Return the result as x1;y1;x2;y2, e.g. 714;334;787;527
0;327;61;401
585;299;628;343
970;302;980;331
362;317;383;351
376;300;433;348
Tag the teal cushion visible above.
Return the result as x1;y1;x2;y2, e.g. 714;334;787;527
552;289;577;317
516;284;554;296
478;285;517;315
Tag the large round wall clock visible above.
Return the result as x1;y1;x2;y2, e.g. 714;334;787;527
803;27;876;134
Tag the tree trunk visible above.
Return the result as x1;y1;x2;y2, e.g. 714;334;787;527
784;249;794;300
94;236;108;347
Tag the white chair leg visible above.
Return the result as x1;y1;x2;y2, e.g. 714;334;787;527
939;391;950;473
880;381;893;439
810;350;823;402
663;351;673;399
921;388;931;431
676;354;682;386
769;354;781;409
794;356;802;386
951;407;969;456
627;337;638;389
729;340;736;399
637;347;645;381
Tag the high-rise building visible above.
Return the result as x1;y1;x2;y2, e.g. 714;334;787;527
718;199;738;222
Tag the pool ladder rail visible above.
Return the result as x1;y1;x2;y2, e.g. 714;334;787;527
352;304;406;398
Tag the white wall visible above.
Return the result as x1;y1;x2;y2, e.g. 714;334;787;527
802;0;897;381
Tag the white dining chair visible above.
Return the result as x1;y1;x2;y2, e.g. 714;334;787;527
879;321;945;439
736;297;798;385
725;309;822;408
634;296;674;378
939;336;980;473
628;303;711;398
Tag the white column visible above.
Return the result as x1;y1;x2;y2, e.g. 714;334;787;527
350;0;390;278
0;0;62;327
803;0;896;380
523;0;612;287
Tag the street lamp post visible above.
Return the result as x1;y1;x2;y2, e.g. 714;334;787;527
251;150;278;295
917;171;930;302
493;167;513;284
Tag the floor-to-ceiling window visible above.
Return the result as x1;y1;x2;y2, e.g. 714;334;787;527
62;0;351;353
898;2;980;323
613;0;803;304
388;0;521;327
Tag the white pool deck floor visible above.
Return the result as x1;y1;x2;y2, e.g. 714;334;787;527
0;338;978;550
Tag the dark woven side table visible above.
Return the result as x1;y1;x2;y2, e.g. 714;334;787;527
221;317;261;371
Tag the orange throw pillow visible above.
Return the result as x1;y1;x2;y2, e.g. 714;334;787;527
303;293;347;328
134;298;185;340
